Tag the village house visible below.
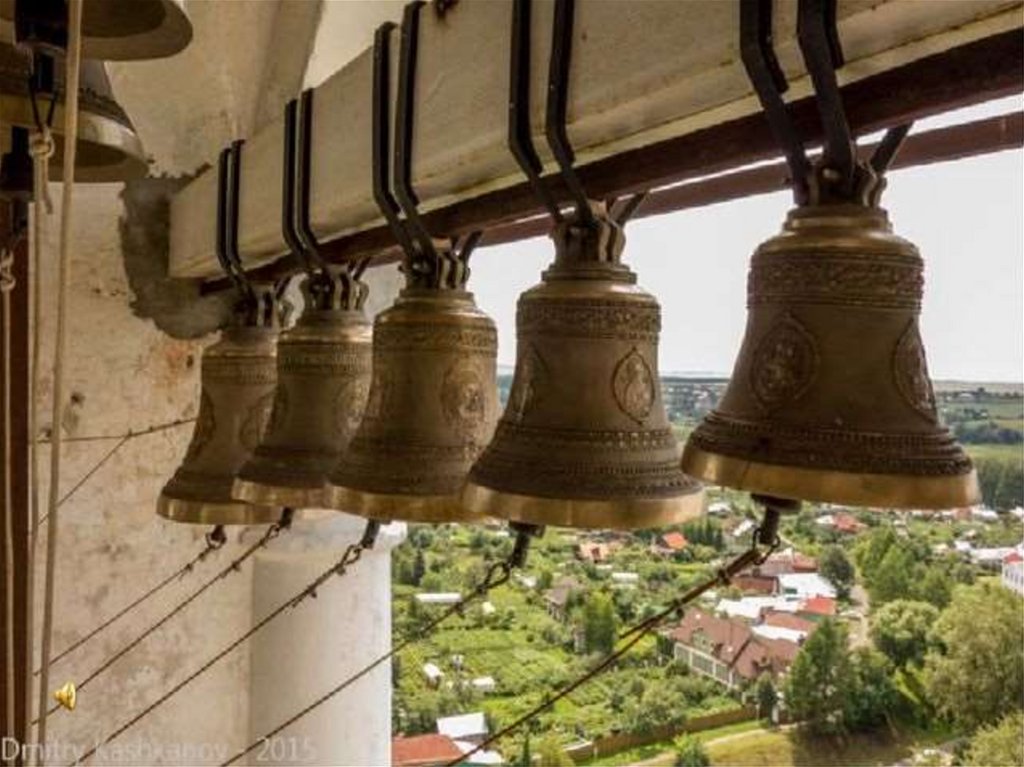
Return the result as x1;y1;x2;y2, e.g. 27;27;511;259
1002;551;1024;595
543;575;582;622
436;712;489;746
669;611;800;689
652;531;688;557
392;734;464;767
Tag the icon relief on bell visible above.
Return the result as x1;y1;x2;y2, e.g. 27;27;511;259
508;345;546;423
336;378;371;439
612;347;655;424
441;359;488;440
240;392;276;450
894;320;938;422
749;313;818;412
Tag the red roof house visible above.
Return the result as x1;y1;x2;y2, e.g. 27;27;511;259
392;734;464;767
763;611;817;635
800;596;837;618
661;531;688;551
1004;551;1023;565
834;513;867;535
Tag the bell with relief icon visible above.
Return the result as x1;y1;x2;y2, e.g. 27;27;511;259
1;0;192;61
158;286;282;525
233;268;372;510
325;252;498;523
462;205;703;529
0;42;147;182
681;202;979;509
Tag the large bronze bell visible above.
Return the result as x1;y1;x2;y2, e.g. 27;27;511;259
462;206;703;529
0;43;147;182
325;261;498;523
682;202;979;509
158;288;281;525
1;0;192;61
233;269;372;510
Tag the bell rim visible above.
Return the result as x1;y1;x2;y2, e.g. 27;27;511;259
680;443;981;510
324;483;491;525
231;477;331;512
157;493;281;525
460;481;705;530
0;93;148;182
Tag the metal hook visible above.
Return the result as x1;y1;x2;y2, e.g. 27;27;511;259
394;1;443;261
870;122;912;176
282;97;309;272
740;0;810;205
371;21;418;261
508;0;562;222
797;0;855;193
215;144;252;302
295;89;330;274
545;0;593;226
225;139;256;304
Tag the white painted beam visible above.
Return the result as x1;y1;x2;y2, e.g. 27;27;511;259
169;0;1024;279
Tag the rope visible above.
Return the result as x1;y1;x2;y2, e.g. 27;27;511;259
222;543;525;767
37;3;84;756
37;416;196;444
77;522;380;765
448;546;771;766
35;516;290;725
37;527;226;671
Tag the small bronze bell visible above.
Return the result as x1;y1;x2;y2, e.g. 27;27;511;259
682;203;979;509
2;0;192;61
463;206;703;529
324;261;499;523
158;287;282;525
53;681;76;712
0;43;148;182
233;269;372;510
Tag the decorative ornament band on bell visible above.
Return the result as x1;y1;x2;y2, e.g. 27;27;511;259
1;0;192;61
682;203;979;510
0;43;147;182
158;286;283;526
462;205;704;530
233;269;373;512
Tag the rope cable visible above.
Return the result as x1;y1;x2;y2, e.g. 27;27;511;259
38;416;196;444
36;526;227;671
34;514;291;725
76;522;381;765
37;2;84;755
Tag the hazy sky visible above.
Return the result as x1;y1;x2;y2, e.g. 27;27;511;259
469;98;1024;383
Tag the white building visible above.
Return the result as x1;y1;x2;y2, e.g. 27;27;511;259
416;592;463;605
752;624;808;644
471;676;497;693
777;573;837;600
438;712;489;745
717;596;802;621
1002;553;1024;596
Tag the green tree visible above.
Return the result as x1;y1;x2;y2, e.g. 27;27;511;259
914;564;952;609
870;600;939;668
412;548;426;586
673;735;710;767
784;619;852;734
536;735;574;766
924;582;1024;730
869;544;916;605
994;458;1024;509
964;711;1024;767
819;546;855;599
517;733;532;767
844;648;901;731
582;593;618;655
755;673;777;720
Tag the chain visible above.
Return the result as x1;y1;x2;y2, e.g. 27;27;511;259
220;524;540;767
36;512;292;724
75;520;381;765
448;513;781;766
38;526;227;670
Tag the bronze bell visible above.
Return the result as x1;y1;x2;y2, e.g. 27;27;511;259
0;43;148;182
325;256;499;523
682;202;979;510
158;287;282;525
233;269;372;510
1;0;192;61
462;205;703;529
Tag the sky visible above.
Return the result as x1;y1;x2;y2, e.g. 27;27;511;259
468;97;1024;383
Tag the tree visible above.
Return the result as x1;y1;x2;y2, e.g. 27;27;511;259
673;735;709;767
868;544;916;605
517;733;532;767
412;548;426;586
964;711;1024;767
844;648;901;731
784;619;852;734
819;546;855;599
924;582;1024;730
869;600;939;668
536;735;574;766
755;673;777;721
582;593;618;655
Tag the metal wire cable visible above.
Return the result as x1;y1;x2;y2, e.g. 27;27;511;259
35;512;292;724
76;521;381;765
448;532;780;765
37;416;196;444
221;528;539;767
36;526;227;671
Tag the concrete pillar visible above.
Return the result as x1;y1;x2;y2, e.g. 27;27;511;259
248;513;405;767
